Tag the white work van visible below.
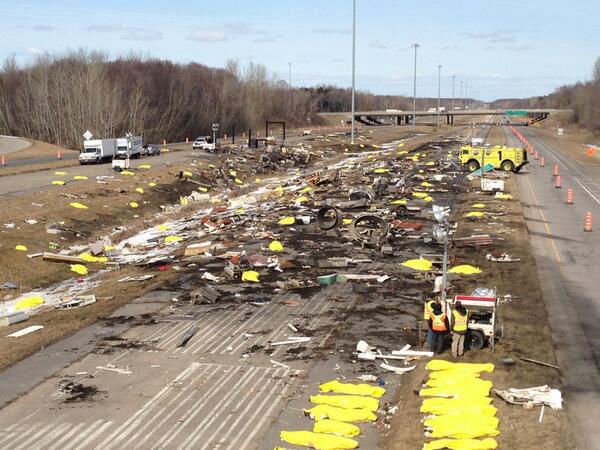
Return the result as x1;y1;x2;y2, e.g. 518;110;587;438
115;136;143;159
79;139;117;164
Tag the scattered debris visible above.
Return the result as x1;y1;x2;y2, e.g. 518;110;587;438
6;325;44;337
494;386;563;410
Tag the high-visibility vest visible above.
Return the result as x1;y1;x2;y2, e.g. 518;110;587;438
423;300;435;320
431;312;447;332
452;310;468;332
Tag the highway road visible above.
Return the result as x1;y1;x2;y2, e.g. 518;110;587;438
0;136;31;155
505;126;600;449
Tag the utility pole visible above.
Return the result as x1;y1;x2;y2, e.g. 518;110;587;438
460;80;463;109
451;75;455;111
288;62;292;107
351;0;356;144
412;43;419;131
437;65;442;127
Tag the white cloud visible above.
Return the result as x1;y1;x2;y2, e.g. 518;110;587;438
24;47;43;55
121;30;163;41
187;30;228;42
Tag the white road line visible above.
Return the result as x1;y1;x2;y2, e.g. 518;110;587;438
122;364;218;447
61;420;105;450
575;178;600;206
179;367;267;449
231;377;295;450
0;409;42;444
72;420;113;449
155;321;192;349
211;370;287;449
154;365;245;448
1;422;50;449
46;422;86;450
26;422;70;449
96;362;200;448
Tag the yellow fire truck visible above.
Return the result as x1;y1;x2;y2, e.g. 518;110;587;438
459;145;529;172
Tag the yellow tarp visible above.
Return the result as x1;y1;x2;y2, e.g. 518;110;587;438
269;240;284;252
121;170;135;176
295;196;309;203
448;265;482;275
420;384;491;398
304;404;377;422
280;431;358;450
148;182;157;187
70;264;88;275
319;380;385;398
183;171;193;177
229;169;237;177
52;180;66;185
15;245;27;251
135;187;144;194
139;164;151;169
465;211;484;218
420;397;493;415
374;168;390;174
73;175;88;180
427;360;494;373
313;419;361;438
278;217;295;225
164;235;183;243
69;202;88;209
235;208;246;214
424;414;499;439
401;259;433;271
472;203;486;208
424;196;434;202
413;192;428;198
158;224;170;231
310;394;379;412
300;186;313;193
422;181;432;187
54;171;67;175
424;438;498;450
495;194;512;200
130;202;139;208
390;199;408;205
425;377;493;392
343;218;353;225
199;186;209;192
235;178;243;184
79;252;108;263
241;270;260;283
15;296;44;310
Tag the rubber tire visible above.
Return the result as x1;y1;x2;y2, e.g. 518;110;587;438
501;160;515;172
467;330;485;350
467;160;480;172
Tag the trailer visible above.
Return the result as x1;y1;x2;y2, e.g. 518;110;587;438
115;136;143;159
449;289;501;351
79;139;117;164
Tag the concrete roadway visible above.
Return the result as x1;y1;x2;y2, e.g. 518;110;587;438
0;136;31;155
505;126;600;449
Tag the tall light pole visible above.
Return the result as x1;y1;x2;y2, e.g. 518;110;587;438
350;0;356;144
460;80;463;109
288;62;292;106
412;43;419;131
437;64;442;127
451;75;455;111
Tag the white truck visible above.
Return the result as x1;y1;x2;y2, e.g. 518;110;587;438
115;136;143;159
79;139;117;164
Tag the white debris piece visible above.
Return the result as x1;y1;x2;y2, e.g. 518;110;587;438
6;325;44;337
96;364;132;375
380;362;416;374
494;385;563;410
270;336;311;346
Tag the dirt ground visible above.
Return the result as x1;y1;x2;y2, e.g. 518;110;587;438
383;127;574;449
4;139;77;160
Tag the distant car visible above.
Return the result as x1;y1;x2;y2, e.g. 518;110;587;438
192;136;215;151
145;144;160;156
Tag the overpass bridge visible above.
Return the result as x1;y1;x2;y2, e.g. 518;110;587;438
320;109;570;126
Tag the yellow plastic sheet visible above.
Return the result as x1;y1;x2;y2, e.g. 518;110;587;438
280;431;358;450
420;397;493;415
73;175;88;180
79;252;108;263
241;270;260;283
401;259;433;271
183;171;193;177
234;178;243;184
165;235;183;243
448;265;482;275
54;171;67;175
427;360;494;373
422;181;432;187
139;164;152;169
15;245;27;251
425;378;493;393
313;419;361;438
343;218;353;225
130;202;139;208
148;182;157;187
235;208;246;214
121;170;135;176
310;394;379;412
295;196;309;203
319;380;385;398
135;187;144;194
472;203;486;208
278;217;295;225
70;264;88;275
158;224;171;231
300;186;313;193
390;199;408;205
374;168;390;174
420;384;491;398
424;438;498;450
15;296;44;310
424;196;434;202
199;186;209;192
69;202;88;209
229;169;237;177
413;192;428;198
465;211;484;218
269;241;284;252
52;180;66;185
424;414;499;439
495;194;512;200
304;404;377;422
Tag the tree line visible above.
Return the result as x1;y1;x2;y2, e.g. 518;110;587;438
491;57;600;134
0;50;413;148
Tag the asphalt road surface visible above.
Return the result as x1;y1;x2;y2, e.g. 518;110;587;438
0;136;31;155
505;126;600;450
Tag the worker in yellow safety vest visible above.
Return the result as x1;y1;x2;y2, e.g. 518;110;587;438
423;297;440;348
428;302;449;354
451;302;469;357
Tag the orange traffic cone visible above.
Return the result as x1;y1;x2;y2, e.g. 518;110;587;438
1;155;5;166
553;164;559;177
555;175;562;188
534;151;539;160
540;157;545;167
57;149;62;160
566;188;573;204
584;212;593;232
186;137;189;144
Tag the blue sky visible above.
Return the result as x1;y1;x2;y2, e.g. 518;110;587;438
0;0;598;100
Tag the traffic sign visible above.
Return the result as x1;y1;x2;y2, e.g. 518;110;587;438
557;128;564;136
212;123;219;131
83;130;93;140
505;110;527;117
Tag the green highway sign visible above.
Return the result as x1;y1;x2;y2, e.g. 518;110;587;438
504;110;528;116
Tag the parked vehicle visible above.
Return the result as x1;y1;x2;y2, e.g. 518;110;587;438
144;144;160;156
449;290;502;350
115;136;143;159
459;145;529;172
79;139;117;164
192;136;215;151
